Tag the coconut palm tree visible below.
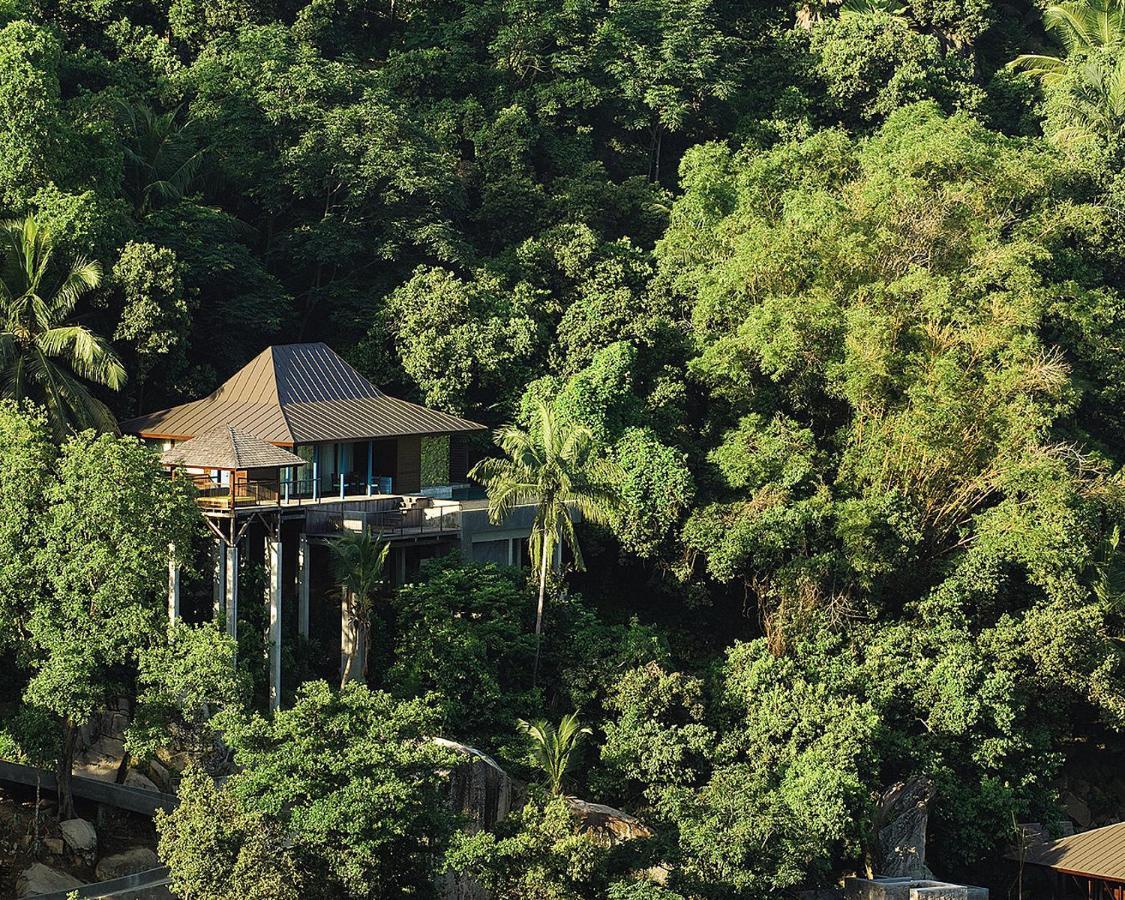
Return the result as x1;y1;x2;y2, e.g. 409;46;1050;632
518;713;592;795
0;216;125;438
331;529;391;686
470;398;622;682
1011;0;1125;83
119;100;206;218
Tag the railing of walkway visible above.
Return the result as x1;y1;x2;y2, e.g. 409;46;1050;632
306;499;462;537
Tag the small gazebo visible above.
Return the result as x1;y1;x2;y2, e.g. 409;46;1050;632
162;426;306;509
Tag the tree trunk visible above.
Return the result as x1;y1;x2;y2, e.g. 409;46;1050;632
57;719;77;821
358;619;370;682
532;542;550;686
340;589;352;688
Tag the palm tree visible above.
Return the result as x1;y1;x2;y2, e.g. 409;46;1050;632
469;398;622;681
331;529;391;686
1011;0;1125;83
518;713;592;795
0;216;125;438
839;0;908;19
119;100;205;218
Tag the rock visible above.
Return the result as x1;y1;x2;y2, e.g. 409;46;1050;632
96;846;161;881
60;816;97;862
43;836;63;855
874;777;936;879
1062;790;1091;829
74;734;126;783
16;862;84;897
147;758;172;792
566;797;654;843
435;738;522;833
125;769;161;792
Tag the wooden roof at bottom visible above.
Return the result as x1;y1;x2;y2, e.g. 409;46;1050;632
1021;822;1125;882
161;427;306;471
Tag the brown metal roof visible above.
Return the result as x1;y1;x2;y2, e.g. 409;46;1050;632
121;343;485;445
161;427;307;470
1019;822;1125;882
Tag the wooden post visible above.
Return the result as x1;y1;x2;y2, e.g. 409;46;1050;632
267;535;282;712
367;441;374;495
298;533;310;638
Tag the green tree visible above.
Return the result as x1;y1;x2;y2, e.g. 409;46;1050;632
157;766;303;900
470;397;623;680
1011;0;1125;82
26;431;199;817
0;401;53;654
161;681;457;898
330;529;390;686
388;557;537;744
519;713;592;796
128;622;247;766
0;216;124;437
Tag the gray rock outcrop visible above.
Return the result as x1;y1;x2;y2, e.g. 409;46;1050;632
874;777;935;879
16;862;84;897
95;846;162;881
60;816;97;864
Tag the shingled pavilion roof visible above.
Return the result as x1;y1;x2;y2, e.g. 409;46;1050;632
121;343;485;446
161;427;307;471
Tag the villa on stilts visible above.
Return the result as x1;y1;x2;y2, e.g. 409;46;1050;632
122;343;552;711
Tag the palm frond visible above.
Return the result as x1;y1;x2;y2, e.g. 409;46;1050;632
39;325;126;389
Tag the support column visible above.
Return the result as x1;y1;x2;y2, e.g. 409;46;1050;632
340;587;353;682
267;536;282;712
212;540;226;624
298;534;310;638
167;544;181;626
225;541;239;641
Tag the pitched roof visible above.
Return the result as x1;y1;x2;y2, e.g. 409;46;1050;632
161;427;307;470
1019;822;1125;882
121;343;485;445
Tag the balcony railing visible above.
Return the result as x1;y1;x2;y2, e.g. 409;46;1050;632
305;499;462;538
188;474;396;509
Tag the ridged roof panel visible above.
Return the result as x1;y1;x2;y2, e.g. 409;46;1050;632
1021;822;1125;882
121;343;485;445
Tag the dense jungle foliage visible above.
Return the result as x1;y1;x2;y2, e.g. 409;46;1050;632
0;0;1124;896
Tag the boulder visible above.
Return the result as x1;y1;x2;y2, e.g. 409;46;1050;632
125;769;161;792
147;758;173;792
96;846;161;881
1062;790;1092;829
60;816;97;863
567;798;654;843
74;734;126;782
874;777;935;879
43;836;63;855
16;862;84;897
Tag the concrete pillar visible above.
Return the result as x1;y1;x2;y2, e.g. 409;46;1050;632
167;544;181;626
213;540;226;624
267;537;282;712
298;534;310;638
225;542;239;641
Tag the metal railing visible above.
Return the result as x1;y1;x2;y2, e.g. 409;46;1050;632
279;474;395;504
306;499;462;538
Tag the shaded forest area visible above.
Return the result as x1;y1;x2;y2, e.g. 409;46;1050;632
1;0;1125;896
